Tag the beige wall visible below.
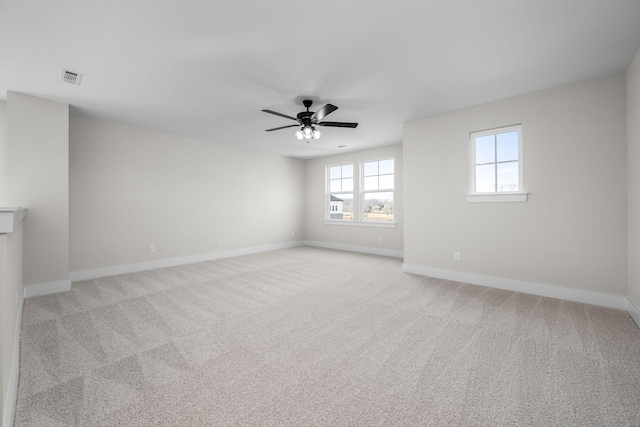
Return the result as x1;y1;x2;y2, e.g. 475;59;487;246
70;116;306;272
404;74;627;295
628;47;640;306
7;92;69;287
305;144;403;254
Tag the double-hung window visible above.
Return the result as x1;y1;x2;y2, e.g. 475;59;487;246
328;164;354;221
326;158;395;224
362;158;394;222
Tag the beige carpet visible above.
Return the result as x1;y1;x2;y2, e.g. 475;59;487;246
13;246;640;426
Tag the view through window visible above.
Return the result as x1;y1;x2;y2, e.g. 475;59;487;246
328;164;354;221
471;125;521;193
363;158;394;222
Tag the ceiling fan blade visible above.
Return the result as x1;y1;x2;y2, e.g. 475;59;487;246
262;109;299;122
318;121;358;128
265;124;300;132
311;104;338;122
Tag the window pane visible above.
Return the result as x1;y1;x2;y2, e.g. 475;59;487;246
364;176;378;191
497;131;518;162
379;159;394;174
497;162;519;192
475;164;495;192
330;166;341;180
330;193;353;221
364;161;378;176
342;164;353;178
342;178;353;192
379;174;394;189
475;135;495;164
364;192;394;222
330;179;341;192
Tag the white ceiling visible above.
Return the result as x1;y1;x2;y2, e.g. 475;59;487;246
1;0;639;159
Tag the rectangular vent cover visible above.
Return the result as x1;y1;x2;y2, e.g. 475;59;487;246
61;69;82;85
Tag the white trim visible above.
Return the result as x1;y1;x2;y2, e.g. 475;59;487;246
24;279;72;297
0;206;27;233
627;297;640;328
402;263;626;310
304;240;404;258
323;220;396;228
3;289;24;427
69;241;305;281
466;193;528;203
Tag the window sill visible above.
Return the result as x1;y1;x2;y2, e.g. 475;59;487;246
324;220;396;228
466;193;528;203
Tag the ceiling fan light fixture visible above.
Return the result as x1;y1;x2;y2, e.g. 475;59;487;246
262;99;357;143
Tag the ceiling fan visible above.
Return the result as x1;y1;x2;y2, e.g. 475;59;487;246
262;99;358;142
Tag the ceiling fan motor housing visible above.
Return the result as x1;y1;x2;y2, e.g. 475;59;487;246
297;111;313;125
299;100;315;125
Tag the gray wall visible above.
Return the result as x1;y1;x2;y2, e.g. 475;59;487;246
0;101;6;204
70;116;306;272
628;47;640;307
1;224;23;423
0;100;5;424
403;74;627;295
7;92;69;288
305;144;403;255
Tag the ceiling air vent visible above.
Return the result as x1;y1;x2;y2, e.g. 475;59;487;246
60;69;82;85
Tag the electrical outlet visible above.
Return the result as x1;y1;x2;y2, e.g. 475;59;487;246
291;230;295;237
378;235;383;242
149;245;156;254
454;251;461;261
16;292;20;307
216;238;221;245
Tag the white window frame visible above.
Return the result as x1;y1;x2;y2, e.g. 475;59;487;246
326;162;355;222
360;157;395;223
324;160;396;228
467;124;528;203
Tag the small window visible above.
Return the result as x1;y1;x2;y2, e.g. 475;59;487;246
328;164;354;221
362;158;394;222
470;125;522;194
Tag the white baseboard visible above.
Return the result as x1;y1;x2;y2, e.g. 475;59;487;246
69;241;306;282
23;279;72;298
627;297;640;328
402;263;626;310
3;289;24;427
304;240;404;258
